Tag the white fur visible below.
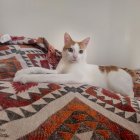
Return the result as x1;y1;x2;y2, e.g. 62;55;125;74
14;34;134;97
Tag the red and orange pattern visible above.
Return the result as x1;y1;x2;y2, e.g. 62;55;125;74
134;70;140;100
0;35;140;139
0;82;140;139
19;98;139;140
0;36;61;80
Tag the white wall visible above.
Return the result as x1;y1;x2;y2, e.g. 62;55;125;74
0;0;140;69
109;0;140;69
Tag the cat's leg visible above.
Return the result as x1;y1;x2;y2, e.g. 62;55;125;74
107;69;134;97
13;73;83;84
15;67;57;76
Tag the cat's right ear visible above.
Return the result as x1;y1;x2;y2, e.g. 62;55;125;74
64;33;72;45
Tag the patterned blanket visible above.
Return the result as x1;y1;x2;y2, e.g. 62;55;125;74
0;35;140;140
0;81;140;140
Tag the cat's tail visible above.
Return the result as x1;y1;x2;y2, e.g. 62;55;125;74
123;68;139;82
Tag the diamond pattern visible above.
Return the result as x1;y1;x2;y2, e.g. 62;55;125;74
19;98;139;140
0;36;61;80
0;81;140;139
0;82;139;125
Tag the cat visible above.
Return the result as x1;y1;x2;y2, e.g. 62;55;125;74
14;33;136;97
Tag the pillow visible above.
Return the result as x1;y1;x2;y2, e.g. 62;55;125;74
0;35;61;80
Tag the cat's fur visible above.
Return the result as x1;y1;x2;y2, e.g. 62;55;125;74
14;33;135;97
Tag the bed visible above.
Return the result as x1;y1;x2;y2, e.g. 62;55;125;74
0;35;140;140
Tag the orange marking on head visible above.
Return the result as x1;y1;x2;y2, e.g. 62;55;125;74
78;42;87;49
63;33;90;51
63;41;87;51
63;40;75;51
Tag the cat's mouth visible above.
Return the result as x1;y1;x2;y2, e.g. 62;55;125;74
71;59;77;63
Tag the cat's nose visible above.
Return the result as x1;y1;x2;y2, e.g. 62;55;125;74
73;55;77;59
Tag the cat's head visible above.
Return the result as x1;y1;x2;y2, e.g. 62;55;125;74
62;33;90;63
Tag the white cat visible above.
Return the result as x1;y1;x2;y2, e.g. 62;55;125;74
14;33;136;97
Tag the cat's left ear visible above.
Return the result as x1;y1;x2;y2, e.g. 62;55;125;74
81;37;90;47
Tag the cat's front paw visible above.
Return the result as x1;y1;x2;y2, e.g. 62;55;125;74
15;69;28;77
43;69;57;74
13;75;29;84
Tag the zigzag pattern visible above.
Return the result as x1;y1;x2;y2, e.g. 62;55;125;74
19;98;139;140
0;81;140;127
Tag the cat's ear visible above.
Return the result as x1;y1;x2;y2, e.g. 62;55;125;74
64;32;73;45
81;37;90;47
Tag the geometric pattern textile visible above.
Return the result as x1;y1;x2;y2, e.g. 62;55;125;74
0;34;140;139
134;70;140;101
0;36;61;80
0;35;139;98
19;98;139;140
0;56;22;80
0;81;140;139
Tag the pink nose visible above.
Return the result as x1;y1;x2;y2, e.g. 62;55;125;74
73;55;77;59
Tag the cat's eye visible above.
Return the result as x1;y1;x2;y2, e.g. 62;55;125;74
79;50;83;54
68;48;73;52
